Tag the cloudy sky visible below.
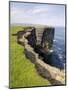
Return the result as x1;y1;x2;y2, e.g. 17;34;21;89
10;2;65;27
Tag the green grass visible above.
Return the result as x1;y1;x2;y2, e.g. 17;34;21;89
9;26;50;88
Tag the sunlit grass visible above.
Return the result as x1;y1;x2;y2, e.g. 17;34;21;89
9;26;50;88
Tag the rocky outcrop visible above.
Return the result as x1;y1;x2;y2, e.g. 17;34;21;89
15;27;65;85
24;40;65;85
35;59;65;85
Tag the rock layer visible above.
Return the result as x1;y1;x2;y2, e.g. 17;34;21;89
14;27;65;85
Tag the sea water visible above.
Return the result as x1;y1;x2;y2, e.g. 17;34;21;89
53;27;65;64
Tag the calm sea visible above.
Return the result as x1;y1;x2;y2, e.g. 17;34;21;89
53;27;65;63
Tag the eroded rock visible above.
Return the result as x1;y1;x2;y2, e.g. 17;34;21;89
13;26;65;85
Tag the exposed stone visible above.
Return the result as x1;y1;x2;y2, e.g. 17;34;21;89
14;26;65;85
24;43;65;85
35;59;65;85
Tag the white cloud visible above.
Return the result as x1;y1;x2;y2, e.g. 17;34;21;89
10;3;65;27
32;8;47;14
31;5;51;14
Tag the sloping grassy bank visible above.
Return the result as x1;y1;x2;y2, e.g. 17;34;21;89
9;26;50;88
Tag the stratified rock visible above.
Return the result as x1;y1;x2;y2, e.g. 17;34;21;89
14;26;65;85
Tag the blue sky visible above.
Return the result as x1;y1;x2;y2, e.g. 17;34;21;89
10;2;65;27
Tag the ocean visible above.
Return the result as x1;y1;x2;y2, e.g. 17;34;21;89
53;27;65;64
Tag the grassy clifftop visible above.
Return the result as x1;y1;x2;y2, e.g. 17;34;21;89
9;26;50;88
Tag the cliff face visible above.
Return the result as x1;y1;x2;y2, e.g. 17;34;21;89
35;27;55;53
26;27;55;54
13;28;65;85
15;26;64;70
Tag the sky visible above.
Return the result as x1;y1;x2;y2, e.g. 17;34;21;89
10;2;65;27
